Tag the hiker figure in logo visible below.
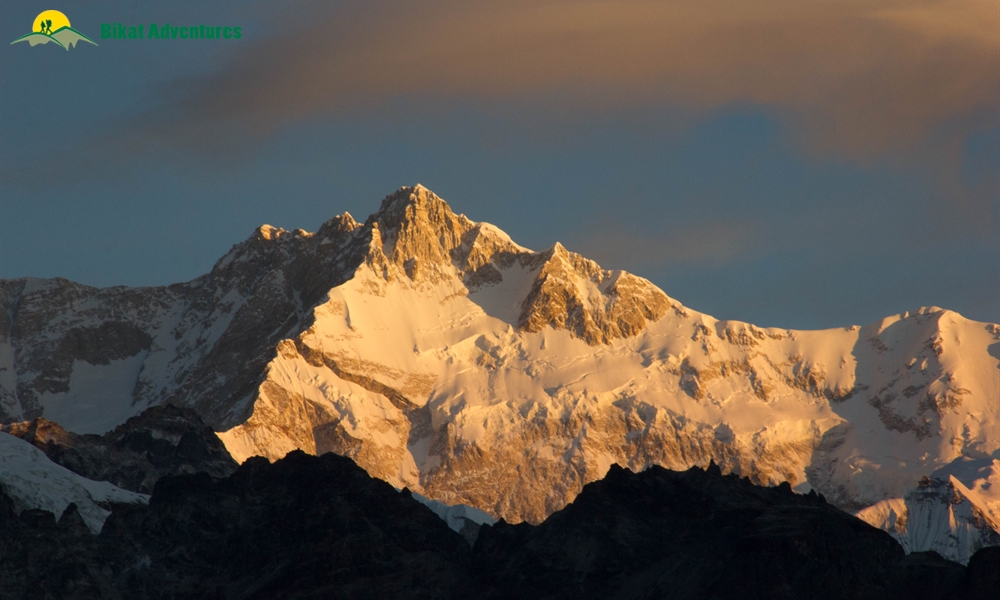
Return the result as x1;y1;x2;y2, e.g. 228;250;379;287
40;19;52;35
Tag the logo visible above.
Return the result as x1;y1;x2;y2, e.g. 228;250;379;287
100;23;242;41
10;10;97;50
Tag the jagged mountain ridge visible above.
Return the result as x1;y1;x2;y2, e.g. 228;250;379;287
2;404;237;494
1;185;997;561
3;447;995;600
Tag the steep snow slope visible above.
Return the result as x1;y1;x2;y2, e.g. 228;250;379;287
412;491;496;545
2;185;998;561
856;458;1000;563
0;432;148;533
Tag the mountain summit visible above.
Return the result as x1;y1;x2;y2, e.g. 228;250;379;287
1;185;997;562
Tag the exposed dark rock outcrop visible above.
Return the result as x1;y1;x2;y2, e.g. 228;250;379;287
0;451;472;600
2;451;994;600
2;405;237;493
474;463;971;600
946;546;1000;600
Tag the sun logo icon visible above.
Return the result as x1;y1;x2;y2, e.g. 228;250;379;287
10;10;97;50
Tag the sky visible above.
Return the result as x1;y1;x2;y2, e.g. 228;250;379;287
1;0;997;330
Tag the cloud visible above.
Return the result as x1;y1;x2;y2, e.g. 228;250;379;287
569;218;768;271
3;0;996;234
162;0;997;156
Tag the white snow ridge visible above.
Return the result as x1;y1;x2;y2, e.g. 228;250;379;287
0;432;149;533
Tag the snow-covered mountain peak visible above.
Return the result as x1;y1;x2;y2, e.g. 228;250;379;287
459;223;533;289
256;224;283;240
363;185;478;282
317;212;361;238
516;240;672;345
370;185;468;236
2;185;997;562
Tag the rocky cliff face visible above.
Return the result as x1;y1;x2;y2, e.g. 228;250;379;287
3;404;237;494
2;185;997;561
